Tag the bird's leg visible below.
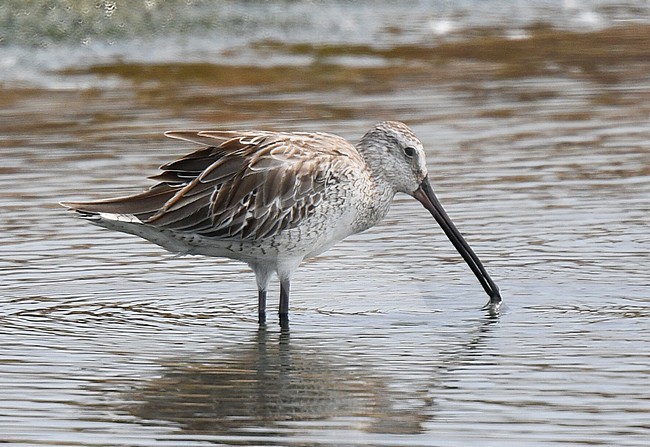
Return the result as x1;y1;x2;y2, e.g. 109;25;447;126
279;278;290;329
251;263;272;326
258;289;267;325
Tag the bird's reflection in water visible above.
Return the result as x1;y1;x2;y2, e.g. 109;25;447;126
127;327;429;436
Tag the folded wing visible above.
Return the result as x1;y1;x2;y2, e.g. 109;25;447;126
63;130;363;241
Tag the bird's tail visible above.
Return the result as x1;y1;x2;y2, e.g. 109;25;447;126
59;187;188;253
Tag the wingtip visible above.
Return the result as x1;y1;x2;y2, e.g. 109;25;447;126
59;201;102;222
59;200;104;216
59;201;77;210
59;201;92;211
164;130;200;141
163;130;239;147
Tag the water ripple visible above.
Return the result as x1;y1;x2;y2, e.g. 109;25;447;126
2;3;650;446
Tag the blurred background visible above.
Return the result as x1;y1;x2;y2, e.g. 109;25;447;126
2;0;650;129
1;1;649;446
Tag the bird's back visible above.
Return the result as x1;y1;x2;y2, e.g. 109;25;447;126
61;129;380;261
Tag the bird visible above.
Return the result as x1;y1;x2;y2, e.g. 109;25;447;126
61;121;501;328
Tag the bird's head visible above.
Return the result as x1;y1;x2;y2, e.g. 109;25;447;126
358;121;502;306
357;121;428;195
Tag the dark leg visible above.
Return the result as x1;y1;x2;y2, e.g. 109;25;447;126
258;289;267;325
251;263;272;326
279;278;290;329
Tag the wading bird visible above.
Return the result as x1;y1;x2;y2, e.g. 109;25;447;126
61;121;501;328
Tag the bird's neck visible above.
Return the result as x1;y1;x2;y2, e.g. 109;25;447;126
350;178;395;234
352;142;397;233
355;139;392;185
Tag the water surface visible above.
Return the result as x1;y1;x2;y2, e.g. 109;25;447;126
1;1;649;446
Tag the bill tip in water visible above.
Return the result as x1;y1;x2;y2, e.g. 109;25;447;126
483;289;503;313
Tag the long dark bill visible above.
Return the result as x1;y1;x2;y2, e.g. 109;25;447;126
413;177;501;304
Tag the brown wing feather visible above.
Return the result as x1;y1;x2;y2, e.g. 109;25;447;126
60;186;178;221
64;130;364;242
147;131;363;241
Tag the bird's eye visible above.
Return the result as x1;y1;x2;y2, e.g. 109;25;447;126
403;146;416;158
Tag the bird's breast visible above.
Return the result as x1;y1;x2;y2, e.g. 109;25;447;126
348;180;395;234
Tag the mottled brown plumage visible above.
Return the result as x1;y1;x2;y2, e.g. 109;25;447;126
65;130;367;241
61;122;501;327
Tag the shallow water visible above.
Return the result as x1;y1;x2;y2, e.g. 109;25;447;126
1;1;650;446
